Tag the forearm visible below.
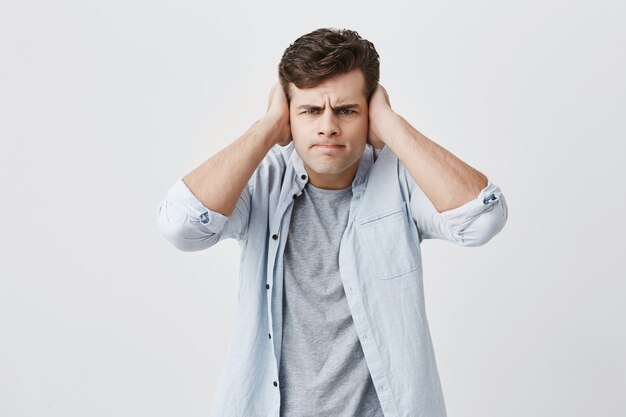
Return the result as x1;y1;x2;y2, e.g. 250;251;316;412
380;111;488;213
182;115;280;216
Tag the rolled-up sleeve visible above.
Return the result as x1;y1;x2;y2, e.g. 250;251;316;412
157;178;252;251
402;165;508;246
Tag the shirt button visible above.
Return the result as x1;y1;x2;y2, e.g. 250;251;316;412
483;193;497;204
301;174;307;180
266;284;270;289
292;194;298;199
273;381;278;387
271;234;278;240
199;212;210;224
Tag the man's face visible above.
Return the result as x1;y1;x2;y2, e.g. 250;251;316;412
288;69;369;190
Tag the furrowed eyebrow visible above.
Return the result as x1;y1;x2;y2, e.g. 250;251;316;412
296;104;360;111
297;105;324;111
335;104;360;111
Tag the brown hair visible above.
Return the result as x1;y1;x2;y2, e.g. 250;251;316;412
278;28;380;101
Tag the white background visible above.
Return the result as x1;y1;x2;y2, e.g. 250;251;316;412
1;0;625;416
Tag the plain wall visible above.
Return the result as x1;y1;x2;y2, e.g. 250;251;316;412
1;0;624;416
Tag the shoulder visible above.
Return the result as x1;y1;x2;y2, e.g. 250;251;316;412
256;142;294;173
247;142;295;192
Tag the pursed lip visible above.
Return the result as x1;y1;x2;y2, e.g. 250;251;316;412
312;144;345;149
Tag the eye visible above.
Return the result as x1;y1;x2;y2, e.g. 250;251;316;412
337;109;354;115
304;109;320;115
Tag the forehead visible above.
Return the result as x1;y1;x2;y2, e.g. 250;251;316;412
289;69;367;105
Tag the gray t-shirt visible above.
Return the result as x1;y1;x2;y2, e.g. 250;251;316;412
278;182;384;417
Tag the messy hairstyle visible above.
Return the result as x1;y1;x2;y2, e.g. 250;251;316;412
278;28;380;101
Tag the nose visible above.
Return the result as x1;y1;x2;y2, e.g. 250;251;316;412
317;108;340;137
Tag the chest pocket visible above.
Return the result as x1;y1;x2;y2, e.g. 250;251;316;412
354;201;422;280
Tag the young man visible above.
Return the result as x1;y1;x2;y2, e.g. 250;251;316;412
158;28;508;417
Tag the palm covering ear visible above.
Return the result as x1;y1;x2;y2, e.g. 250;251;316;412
367;83;393;149
266;83;293;146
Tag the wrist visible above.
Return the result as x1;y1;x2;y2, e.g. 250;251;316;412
371;108;401;144
255;113;288;146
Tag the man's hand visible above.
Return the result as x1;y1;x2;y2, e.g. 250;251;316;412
263;83;292;146
367;83;397;149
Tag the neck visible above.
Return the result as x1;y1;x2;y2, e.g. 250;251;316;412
304;162;359;190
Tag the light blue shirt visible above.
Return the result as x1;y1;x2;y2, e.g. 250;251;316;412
157;143;508;417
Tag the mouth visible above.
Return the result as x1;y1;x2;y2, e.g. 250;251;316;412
313;144;345;149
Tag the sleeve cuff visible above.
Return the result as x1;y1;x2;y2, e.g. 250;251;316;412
439;179;504;234
166;178;230;231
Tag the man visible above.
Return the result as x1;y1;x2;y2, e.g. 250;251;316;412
158;28;508;417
